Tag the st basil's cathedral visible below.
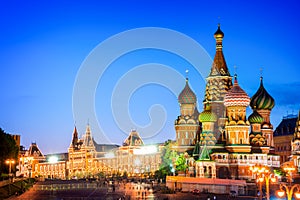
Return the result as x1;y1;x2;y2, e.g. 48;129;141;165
174;24;280;180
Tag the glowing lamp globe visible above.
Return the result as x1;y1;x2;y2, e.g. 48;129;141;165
258;177;264;182
271;177;277;183
277;190;285;198
295;192;300;199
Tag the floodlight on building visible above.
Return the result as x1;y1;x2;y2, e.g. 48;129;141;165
133;145;157;155
49;156;58;163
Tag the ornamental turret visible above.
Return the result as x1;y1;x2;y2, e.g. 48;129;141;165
199;104;217;146
70;126;79;150
250;76;275;148
224;74;251;153
81;124;95;150
249;110;268;152
204;24;232;139
175;75;200;150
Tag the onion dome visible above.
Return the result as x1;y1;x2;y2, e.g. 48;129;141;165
199;104;217;122
224;74;250;107
214;23;224;39
178;78;197;104
248;110;264;124
250;77;275;110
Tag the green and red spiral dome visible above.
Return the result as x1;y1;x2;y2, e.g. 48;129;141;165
178;79;197;104
248;110;264;124
250;77;275;110
199;106;217;123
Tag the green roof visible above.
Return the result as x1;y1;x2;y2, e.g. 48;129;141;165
198;145;211;161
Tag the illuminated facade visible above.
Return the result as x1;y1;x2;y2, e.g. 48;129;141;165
17;126;161;179
290;112;300;172
68;127;162;178
175;24;280;180
273;114;297;164
17;142;46;178
102;130;162;176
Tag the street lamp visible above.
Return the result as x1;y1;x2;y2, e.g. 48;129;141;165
249;165;277;200
276;164;300;200
5;159;15;178
276;183;300;200
283;165;296;185
5;159;15;196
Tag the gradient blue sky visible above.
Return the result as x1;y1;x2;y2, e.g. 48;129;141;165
0;0;299;154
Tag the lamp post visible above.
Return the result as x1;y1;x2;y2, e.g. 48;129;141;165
276;164;300;200
277;183;300;200
250;165;276;200
283;165;296;186
5;159;15;178
5;159;15;196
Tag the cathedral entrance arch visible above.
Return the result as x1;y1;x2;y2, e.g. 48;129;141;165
218;166;230;179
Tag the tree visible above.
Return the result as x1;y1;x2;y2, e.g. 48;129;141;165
156;140;178;182
0;128;19;174
175;153;188;172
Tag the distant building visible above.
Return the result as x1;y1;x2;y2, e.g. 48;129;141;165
17;142;46;177
68;126;162;178
273;114;297;163
67;125;119;178
290;112;300;172
11;134;20;148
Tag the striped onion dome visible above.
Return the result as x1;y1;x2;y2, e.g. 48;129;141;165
178;78;197;104
224;75;250;107
250;77;275;110
199;104;217;122
248;110;264;124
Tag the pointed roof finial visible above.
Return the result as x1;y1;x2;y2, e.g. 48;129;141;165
185;69;189;81
233;66;238;83
260;67;263;82
234;65;237;74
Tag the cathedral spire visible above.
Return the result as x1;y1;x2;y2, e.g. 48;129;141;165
71;126;78;148
209;24;230;77
82;124;95;149
214;23;224;51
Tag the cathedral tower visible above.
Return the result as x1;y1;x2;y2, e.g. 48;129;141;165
224;75;251;153
204;24;232;138
248;110;270;153
250;76;275;149
199;104;217;146
175;76;200;152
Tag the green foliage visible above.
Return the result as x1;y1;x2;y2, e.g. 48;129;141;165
175;153;188;172
160;140;177;171
274;167;286;177
156;140;178;181
0;128;19;174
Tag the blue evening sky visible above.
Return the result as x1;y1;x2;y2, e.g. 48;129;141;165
0;0;299;154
